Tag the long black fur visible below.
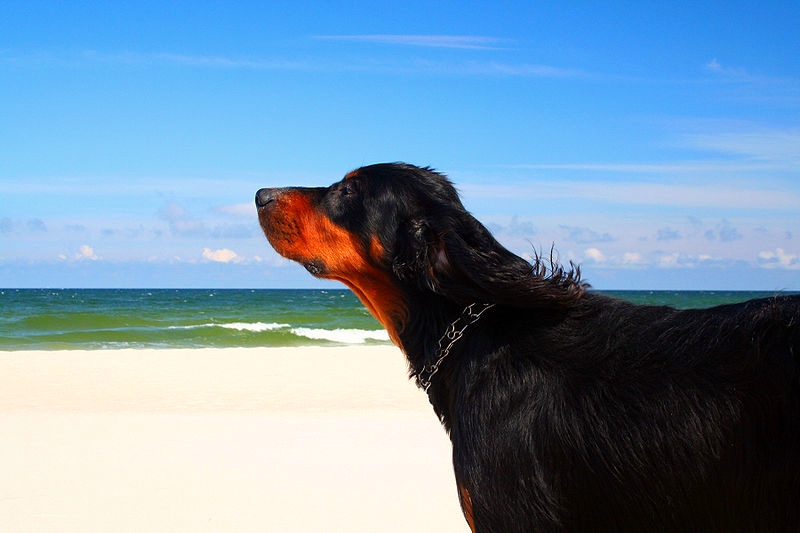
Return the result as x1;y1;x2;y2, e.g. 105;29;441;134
258;163;800;532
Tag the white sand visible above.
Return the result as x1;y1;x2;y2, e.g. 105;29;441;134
0;347;468;532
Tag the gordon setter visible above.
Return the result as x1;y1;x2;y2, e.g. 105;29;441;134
256;163;800;532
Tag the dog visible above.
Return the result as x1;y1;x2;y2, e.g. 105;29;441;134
256;163;800;532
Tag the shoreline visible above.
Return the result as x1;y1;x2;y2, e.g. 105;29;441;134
0;346;468;532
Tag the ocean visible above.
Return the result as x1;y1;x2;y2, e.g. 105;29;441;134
0;289;791;351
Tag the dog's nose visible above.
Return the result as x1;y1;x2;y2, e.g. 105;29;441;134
255;188;277;209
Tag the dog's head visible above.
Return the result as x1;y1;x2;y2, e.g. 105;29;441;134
256;162;583;343
255;163;486;338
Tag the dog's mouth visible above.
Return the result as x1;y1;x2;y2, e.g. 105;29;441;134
301;259;328;277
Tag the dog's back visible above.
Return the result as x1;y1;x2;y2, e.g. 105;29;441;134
456;293;800;532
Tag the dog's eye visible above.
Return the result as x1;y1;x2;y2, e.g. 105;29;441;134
338;181;358;197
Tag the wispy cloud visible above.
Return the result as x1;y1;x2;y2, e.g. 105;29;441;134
312;35;592;78
461;180;800;210
560;225;615;244
0;49;311;71
313;34;508;50
491;124;800;209
454;61;588;78
700;59;800;105
512;123;800;172
147;52;308;70
2;48;586;79
0;217;48;234
682;128;800;163
704;220;743;243
704;58;749;78
509;161;787;174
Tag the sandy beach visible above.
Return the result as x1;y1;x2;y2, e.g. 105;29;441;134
0;346;468;532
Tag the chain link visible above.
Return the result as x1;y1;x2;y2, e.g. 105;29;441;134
418;302;495;392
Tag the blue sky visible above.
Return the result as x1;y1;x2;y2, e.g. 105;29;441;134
1;1;798;289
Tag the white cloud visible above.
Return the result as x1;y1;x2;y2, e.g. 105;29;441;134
622;252;644;265
758;248;799;269
584;248;606;262
202;247;241;263
59;244;99;261
78;244;98;260
659;252;680;267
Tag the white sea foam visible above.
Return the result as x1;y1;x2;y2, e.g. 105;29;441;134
169;322;390;344
291;327;390;344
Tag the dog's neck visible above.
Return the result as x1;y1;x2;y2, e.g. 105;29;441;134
415;302;495;392
394;294;458;363
392;293;496;426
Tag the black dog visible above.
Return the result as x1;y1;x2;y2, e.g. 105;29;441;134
256;163;800;532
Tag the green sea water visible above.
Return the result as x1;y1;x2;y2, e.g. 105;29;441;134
0;289;790;350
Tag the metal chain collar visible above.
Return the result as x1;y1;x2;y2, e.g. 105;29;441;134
417;302;495;392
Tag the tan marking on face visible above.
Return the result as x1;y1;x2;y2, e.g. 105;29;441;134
258;190;407;346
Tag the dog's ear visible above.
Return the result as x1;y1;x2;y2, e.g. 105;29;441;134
430;226;499;298
391;218;452;288
391;214;491;297
392;218;432;281
393;212;584;308
418;215;544;305
433;221;585;308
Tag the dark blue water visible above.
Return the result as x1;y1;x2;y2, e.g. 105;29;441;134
0;289;789;350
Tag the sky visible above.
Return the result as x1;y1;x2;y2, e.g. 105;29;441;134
1;1;798;290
